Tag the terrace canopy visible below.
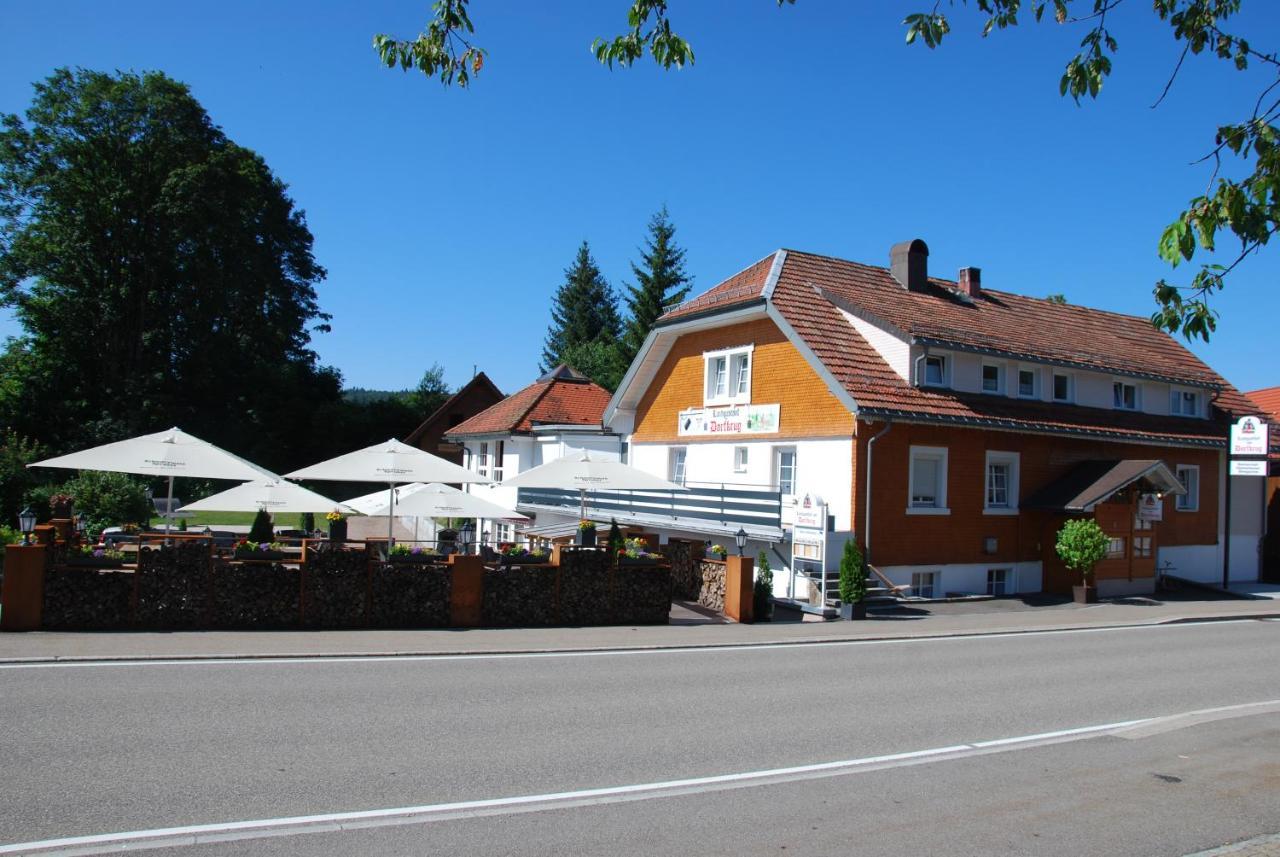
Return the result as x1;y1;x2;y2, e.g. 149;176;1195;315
1023;460;1186;512
500;451;686;521
178;479;354;515
29;427;278;536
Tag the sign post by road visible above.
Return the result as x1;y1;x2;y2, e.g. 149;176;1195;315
1224;416;1269;589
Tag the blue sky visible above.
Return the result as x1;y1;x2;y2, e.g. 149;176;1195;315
2;1;1275;395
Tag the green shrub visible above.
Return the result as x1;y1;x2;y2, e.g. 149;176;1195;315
40;472;150;538
301;512;315;532
838;539;867;605
248;507;274;543
0;431;46;525
607;518;625;557
754;550;773;599
1055;518;1110;584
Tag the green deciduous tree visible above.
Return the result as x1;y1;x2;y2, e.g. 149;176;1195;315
0;69;342;471
541;241;622;374
620;207;691;370
378;1;1276;341
406;362;453;417
47;471;151;538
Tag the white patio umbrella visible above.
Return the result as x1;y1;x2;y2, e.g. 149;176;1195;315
177;479;355;516
362;483;528;521
285;439;489;546
29;427;278;536
341;482;432;516
500;451;686;521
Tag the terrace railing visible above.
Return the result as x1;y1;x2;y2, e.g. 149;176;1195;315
516;481;783;534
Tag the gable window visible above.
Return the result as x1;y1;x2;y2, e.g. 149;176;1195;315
1112;381;1138;410
922;355;947;388
1170;388;1200;417
981;363;1003;394
775;447;797;496
908;446;949;513
491;440;505;482
1052;372;1073;403
704;346;753;405
911;571;939;599
733;446;749;473
669;448;687;486
1175;465;1199;512
984;451;1020;513
1018;369;1037;398
987;568;1012;596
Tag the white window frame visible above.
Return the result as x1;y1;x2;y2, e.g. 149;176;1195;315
1017;367;1038;399
911;571;939;599
775;447;797;496
1112;380;1139;411
491;440;505;482
981;362;1004;394
983;450;1020;514
703;345;753;406
1052;372;1074;403
733;446;749;473
476;441;489;478
1175;464;1200;512
921;354;948;388
669;447;687;486
1170;387;1201;418
986;568;1014;596
907;446;950;514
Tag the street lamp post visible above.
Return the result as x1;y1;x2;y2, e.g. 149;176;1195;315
735;527;747;557
460;520;475;556
18;506;36;546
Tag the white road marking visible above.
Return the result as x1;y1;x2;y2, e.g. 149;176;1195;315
0;618;1267;671
2;698;1276;856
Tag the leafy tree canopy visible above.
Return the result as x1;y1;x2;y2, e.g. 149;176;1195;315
377;0;1277;341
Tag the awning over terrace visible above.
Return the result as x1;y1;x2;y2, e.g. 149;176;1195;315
1023;459;1186;512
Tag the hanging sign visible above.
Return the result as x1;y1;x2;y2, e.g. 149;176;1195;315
1230;416;1269;457
677;404;780;437
1230;459;1267;477
1137;493;1164;522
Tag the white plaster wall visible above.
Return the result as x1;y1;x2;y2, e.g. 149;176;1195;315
875;561;1043;596
842;310;910;382
1144;382;1171;416
1159;544;1220;583
950;351;981;393
1074;373;1112;409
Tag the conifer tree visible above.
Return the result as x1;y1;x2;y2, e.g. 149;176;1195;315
541;241;621;372
619;207;691;369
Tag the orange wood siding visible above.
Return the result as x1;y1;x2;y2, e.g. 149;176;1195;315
853;419;1220;568
632;318;854;442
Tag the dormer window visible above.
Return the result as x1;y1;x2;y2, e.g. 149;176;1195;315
922;355;947;388
1052;372;1073;403
1113;381;1139;411
1170;388;1200;417
981;363;1003;394
704;346;753;406
1017;369;1037;398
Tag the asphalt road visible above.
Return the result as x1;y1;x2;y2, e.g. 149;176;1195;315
2;620;1278;855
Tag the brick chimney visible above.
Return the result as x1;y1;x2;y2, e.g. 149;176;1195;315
958;266;981;298
890;239;929;293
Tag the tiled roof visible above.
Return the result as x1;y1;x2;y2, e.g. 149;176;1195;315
660;253;776;321
1246;386;1280;421
447;365;612;437
660;247;1259;447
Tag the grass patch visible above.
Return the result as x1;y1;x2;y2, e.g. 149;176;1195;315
168;511;319;529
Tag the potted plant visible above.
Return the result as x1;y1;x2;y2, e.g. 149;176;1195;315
576;519;597;547
710;543;727;561
49;492;74;519
234;539;287;561
607;519;625;556
326;510;348;542
753;550;775;622
1055;518;1110;603
618;537;660;566
67;544;126;568
388;543;439;564
838;539;868;620
498;544;548;565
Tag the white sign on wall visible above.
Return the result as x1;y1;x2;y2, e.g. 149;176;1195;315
1230;416;1269;457
677;404;780;437
1138;493;1164;522
794;494;826;530
1230;459;1267;477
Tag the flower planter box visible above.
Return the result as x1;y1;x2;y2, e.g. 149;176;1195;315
66;556;125;569
328;519;348;542
1072;584;1098;604
576;527;597;547
839;602;868;620
235;550;287;562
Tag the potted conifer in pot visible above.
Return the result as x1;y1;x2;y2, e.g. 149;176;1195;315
1055;518;1110;603
838;539;868;620
753;550;774;622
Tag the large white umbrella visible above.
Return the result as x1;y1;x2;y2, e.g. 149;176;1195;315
285;439;489;545
29;427;278;536
500;451;686;521
342;482;432;516
177;479;355;515
361;483;528;521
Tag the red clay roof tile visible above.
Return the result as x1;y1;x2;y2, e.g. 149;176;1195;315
447;368;611;437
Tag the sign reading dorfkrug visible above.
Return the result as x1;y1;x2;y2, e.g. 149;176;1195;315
1230;416;1269;457
1138;493;1164;522
678;404;780;437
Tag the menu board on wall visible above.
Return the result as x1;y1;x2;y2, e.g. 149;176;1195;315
677;404;780;437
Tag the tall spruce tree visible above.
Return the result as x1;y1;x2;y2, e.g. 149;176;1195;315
619;207;691;369
541;241;621;372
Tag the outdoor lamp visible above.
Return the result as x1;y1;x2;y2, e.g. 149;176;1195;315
460;521;475;554
735;527;748;557
18;506;36;545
